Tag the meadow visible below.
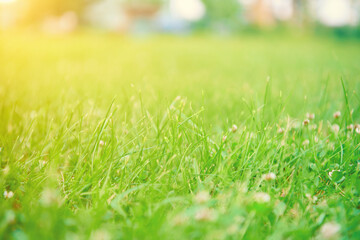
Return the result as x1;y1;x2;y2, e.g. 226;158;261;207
1;32;360;239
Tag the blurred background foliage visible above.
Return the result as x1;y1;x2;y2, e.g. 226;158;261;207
1;0;360;38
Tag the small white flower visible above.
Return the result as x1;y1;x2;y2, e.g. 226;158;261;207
347;124;354;132
328;170;340;178
302;139;310;146
303;119;310;126
222;136;227;142
231;124;238;133
305;193;318;203
333;111;341;119
320;222;341;239
254;192;271;203
306;113;315;120
4;190;14;199
263;172;276;181
356;127;360;135
277;128;284;134
194;191;210;204
99;140;105;147
332;124;340;134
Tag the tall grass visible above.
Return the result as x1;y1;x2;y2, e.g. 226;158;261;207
0;33;360;239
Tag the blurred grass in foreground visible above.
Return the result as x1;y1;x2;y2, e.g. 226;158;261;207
0;32;360;239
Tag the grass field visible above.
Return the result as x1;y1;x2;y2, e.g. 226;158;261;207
1;33;360;239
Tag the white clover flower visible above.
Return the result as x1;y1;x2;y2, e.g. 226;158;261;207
305;193;318;203
328;170;340;178
332;124;340;134
194;191;210;204
231;124;238;133
263;172;276;181
4;190;14;199
302;139;310;146
303;119;310;126
277;128;284;134
320;222;341;239
333;111;341;119
254;192;271;203
306;113;315;120
347;124;354;132
356;127;360;135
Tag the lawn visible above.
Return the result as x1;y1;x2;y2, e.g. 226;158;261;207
1;32;360;239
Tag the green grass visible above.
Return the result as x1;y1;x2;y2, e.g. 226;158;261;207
1;32;360;239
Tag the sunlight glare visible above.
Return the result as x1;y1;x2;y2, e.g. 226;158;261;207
170;0;205;22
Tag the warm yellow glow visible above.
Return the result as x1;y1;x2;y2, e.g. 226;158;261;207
0;0;16;4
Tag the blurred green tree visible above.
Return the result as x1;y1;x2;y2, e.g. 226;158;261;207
200;0;242;29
